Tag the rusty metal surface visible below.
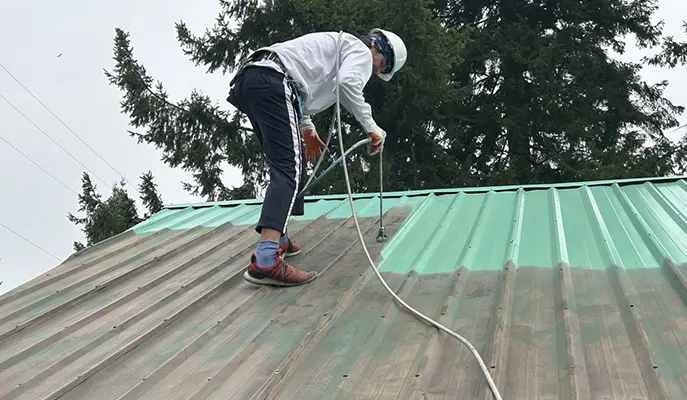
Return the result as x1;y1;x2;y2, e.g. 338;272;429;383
1;177;686;399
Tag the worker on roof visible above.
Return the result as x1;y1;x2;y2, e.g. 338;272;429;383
227;28;408;287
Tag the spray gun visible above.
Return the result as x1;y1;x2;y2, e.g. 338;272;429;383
376;148;387;242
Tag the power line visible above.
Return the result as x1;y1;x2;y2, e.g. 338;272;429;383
0;63;138;193
0;92;113;191
0;222;61;262
670;123;687;134
0;133;78;195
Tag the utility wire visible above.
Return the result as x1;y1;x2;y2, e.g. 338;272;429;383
0;63;137;193
0;222;61;262
0;93;113;191
670;123;687;134
0;133;78;196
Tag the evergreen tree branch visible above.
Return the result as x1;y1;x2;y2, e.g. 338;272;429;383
644;21;687;68
67;173;143;249
105;28;264;200
139;171;164;218
168;0;471;195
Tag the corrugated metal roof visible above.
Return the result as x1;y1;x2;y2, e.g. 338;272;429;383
1;176;686;399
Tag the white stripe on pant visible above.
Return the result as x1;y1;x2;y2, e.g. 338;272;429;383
282;78;301;234
231;65;307;235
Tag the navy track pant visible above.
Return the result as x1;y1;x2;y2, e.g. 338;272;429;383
233;66;307;234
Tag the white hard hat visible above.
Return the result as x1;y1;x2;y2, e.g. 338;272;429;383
367;28;407;81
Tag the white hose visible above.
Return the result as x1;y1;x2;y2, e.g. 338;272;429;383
332;31;503;400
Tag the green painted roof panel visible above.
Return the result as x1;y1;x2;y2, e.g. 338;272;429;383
132;177;687;272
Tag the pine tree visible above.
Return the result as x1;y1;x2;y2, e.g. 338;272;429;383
139;171;164;218
439;0;687;184
644;21;687;174
68;171;166;251
67;172;103;251
105;0;467;198
105;0;686;197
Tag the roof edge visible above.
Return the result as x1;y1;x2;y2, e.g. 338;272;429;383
159;174;687;210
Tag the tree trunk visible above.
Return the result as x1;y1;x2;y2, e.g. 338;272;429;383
499;0;532;183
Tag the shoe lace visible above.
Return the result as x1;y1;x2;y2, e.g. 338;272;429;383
272;258;294;280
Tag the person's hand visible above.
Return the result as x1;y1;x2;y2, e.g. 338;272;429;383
300;118;324;163
368;128;386;155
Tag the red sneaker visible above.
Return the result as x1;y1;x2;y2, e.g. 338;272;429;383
243;247;317;287
279;237;302;257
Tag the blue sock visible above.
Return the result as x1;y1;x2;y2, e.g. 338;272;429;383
279;232;288;246
255;240;279;268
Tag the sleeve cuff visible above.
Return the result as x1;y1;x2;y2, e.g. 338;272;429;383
361;120;381;134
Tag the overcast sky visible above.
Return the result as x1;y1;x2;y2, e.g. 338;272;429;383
0;0;685;294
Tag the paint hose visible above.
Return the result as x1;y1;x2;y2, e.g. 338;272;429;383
331;30;504;400
298;137;372;197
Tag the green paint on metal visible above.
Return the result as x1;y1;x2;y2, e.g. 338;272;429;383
167;205;226;230
324;194;422;220
159;174;687;210
292;199;344;220
464;190;522;271
518;189;555;267
132;208;180;232
623;184;687;263
377;179;685;274
129;177;687;272
131;192;425;234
